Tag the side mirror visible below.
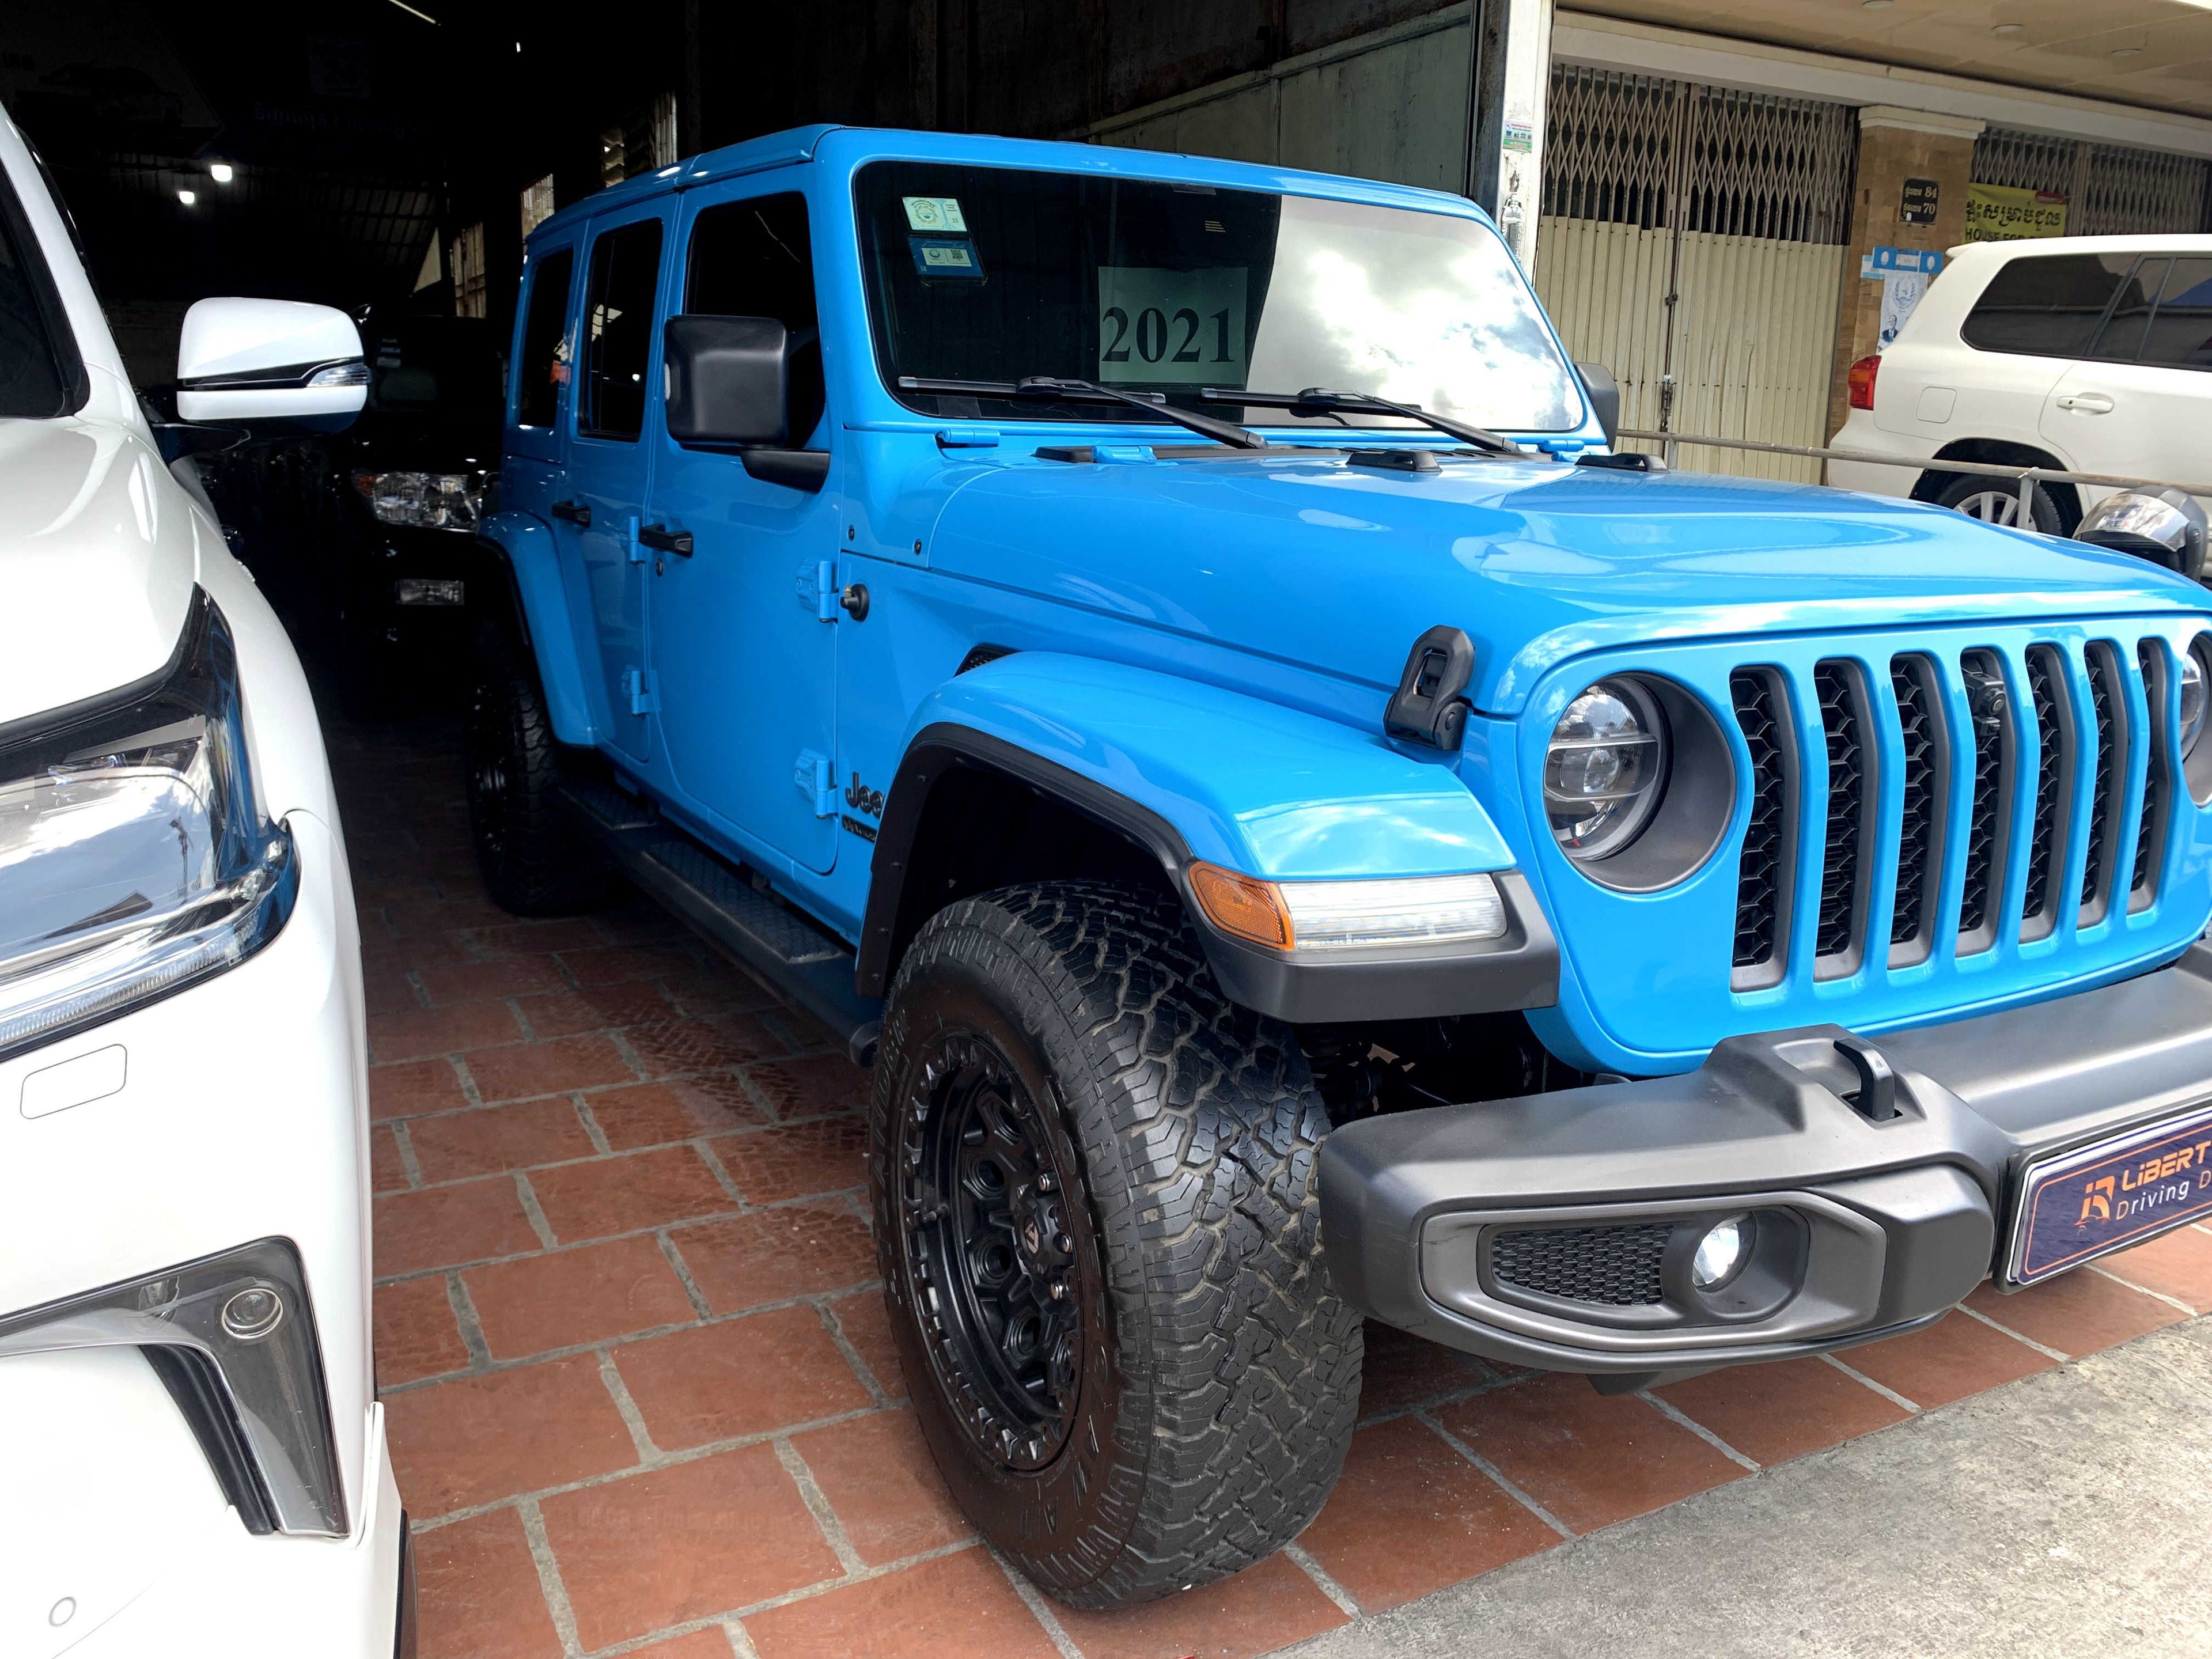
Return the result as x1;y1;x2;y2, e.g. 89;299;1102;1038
1575;361;1622;448
665;315;792;446
175;298;366;431
2075;487;2209;583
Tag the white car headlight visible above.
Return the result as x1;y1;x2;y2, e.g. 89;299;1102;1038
1190;866;1508;953
351;468;483;531
0;590;296;1059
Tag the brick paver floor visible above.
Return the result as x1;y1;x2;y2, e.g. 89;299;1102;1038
337;717;2212;1659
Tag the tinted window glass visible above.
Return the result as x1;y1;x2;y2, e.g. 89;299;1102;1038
579;220;663;440
685;194;823;444
1961;253;2134;358
2089;258;2165;362
2139;257;2212;370
0;172;73;419
516;248;574;427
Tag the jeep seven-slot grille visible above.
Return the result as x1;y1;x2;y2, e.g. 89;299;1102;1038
1491;1224;1670;1307
1726;638;2173;979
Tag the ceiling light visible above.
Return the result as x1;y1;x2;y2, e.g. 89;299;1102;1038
2113;45;2143;56
177;188;196;206
208;162;234;183
1862;1;1892;9
1993;22;2024;35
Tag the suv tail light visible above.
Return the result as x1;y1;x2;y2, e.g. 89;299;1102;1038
1847;354;1880;411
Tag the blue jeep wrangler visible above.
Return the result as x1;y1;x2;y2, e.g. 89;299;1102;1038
468;126;2212;1607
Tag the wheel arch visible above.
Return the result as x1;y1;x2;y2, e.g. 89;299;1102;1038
1914;438;2082;533
472;511;600;746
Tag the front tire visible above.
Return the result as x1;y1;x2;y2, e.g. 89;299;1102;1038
870;881;1361;1609
464;619;607;916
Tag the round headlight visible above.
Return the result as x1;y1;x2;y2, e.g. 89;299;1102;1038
1545;678;1670;859
1691;1214;1751;1291
2181;641;2208;759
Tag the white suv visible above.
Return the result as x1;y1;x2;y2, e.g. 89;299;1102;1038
1830;234;2212;532
0;110;408;1656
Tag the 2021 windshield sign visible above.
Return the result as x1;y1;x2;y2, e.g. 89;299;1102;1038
1096;267;1248;386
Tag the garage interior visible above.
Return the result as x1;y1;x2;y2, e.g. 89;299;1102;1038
12;1;2212;1656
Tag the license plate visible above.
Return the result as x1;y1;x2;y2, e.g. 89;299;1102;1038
2007;1103;2212;1287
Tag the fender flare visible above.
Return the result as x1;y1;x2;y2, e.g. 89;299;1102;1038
856;653;1557;1022
474;510;600;745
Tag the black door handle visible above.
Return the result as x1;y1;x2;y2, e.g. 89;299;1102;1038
550;498;590;526
638;522;694;556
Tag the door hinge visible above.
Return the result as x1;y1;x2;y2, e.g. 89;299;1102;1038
797;559;840;622
622;666;660;715
794;750;838;817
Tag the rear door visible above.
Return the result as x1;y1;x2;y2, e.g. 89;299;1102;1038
564;199;674;763
2041;253;2212;512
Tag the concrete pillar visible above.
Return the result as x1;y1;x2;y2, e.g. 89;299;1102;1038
1824;105;1983;444
1466;0;1555;274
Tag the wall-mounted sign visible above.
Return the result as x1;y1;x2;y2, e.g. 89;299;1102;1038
1900;177;1939;225
1965;182;2069;242
1861;247;1945;350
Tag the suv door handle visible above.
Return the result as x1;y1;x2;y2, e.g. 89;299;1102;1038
637;522;694;556
550;498;591;525
2057;392;2115;414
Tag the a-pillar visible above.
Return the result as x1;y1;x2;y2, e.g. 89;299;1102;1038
1824;105;1983;446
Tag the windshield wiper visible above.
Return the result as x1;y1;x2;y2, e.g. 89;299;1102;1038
1197;387;1527;457
898;375;1270;450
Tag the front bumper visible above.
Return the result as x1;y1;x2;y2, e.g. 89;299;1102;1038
1321;944;2212;1378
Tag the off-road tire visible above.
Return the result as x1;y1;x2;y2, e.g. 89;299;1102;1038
464;619;607;916
870;880;1362;1609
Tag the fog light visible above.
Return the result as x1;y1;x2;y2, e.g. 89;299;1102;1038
395;578;466;607
1691;1215;1749;1290
221;1286;285;1341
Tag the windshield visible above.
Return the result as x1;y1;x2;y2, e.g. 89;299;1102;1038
0;167;78;420
857;160;1584;434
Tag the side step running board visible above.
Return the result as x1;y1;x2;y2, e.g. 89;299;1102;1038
556;779;882;1065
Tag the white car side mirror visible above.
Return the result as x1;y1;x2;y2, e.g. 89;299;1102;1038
175;298;368;429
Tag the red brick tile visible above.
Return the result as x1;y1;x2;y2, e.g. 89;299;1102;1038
370;1058;470;1122
742;1055;869;1121
659;967;774;1018
710;1120;869;1206
377;1177;541;1275
375;1275;469;1387
471;918;609;958
1436;1374;1743;1535
2100;1224;2212;1312
623;1633;736;1659
417;956;570;1006
516;982;677;1039
763;1005;837;1052
465;1035;636;1103
541;1445;840;1649
590;1076;769;1149
1357;1321;1494;1419
1966;1270;2186;1359
616;1306;872;1450
673;1207;878;1314
1656;1355;1907;1467
1841;1310;2056;1409
529;1145;736;1243
412;1508;562;1659
369;1001;524;1062
790;1410;968;1565
1054;1553;1350;1659
388;895;514;936
629;1017;785;1077
827;1289;907;1401
744;1548;1054;1659
371;1126;411;1193
386;1357;638;1516
1298;1416;1557;1611
407;1099;597;1182
362;960;421;1017
558;942;703;987
464;1236;696;1360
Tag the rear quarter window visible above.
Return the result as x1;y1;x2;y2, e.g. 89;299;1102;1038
514;247;574;429
0;166;84;418
1960;253;2134;358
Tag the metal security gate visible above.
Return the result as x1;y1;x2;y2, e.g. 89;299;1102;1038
1974;127;2212;236
1536;67;1855;482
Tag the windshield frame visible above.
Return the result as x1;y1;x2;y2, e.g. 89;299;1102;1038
0;146;89;421
847;155;1588;440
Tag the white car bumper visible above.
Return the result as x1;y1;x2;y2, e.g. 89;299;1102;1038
1826;408;1933;501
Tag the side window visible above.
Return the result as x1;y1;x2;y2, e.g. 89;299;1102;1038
1961;253;2135;359
2089;259;2167;363
2137;257;2212;370
515;248;574;428
684;193;824;445
579;219;665;441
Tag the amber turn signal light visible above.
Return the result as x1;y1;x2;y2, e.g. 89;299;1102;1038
1847;353;1880;411
1188;862;1292;949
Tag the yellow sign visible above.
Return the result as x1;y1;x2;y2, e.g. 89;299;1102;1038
1965;182;2070;242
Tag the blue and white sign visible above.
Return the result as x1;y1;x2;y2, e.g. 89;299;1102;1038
1860;245;1945;278
1861;247;1946;350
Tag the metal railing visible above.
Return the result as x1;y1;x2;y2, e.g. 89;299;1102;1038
1618;427;2212;521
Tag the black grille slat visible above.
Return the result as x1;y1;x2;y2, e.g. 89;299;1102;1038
1958;649;2008;944
1891;660;1937;948
2024;652;2065;926
1815;662;1864;960
2081;650;2119;912
1491;1224;1670;1306
2135;642;2166;899
1730;670;1787;970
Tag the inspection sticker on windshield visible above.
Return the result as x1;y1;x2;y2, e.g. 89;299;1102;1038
2007;1101;2212;1285
903;196;968;233
910;237;984;279
1097;267;1247;385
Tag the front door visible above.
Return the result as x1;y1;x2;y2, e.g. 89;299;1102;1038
645;184;841;873
565;202;673;763
2041;253;2212;515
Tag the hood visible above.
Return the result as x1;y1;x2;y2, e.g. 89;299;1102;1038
924;450;2210;713
0;419;199;730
